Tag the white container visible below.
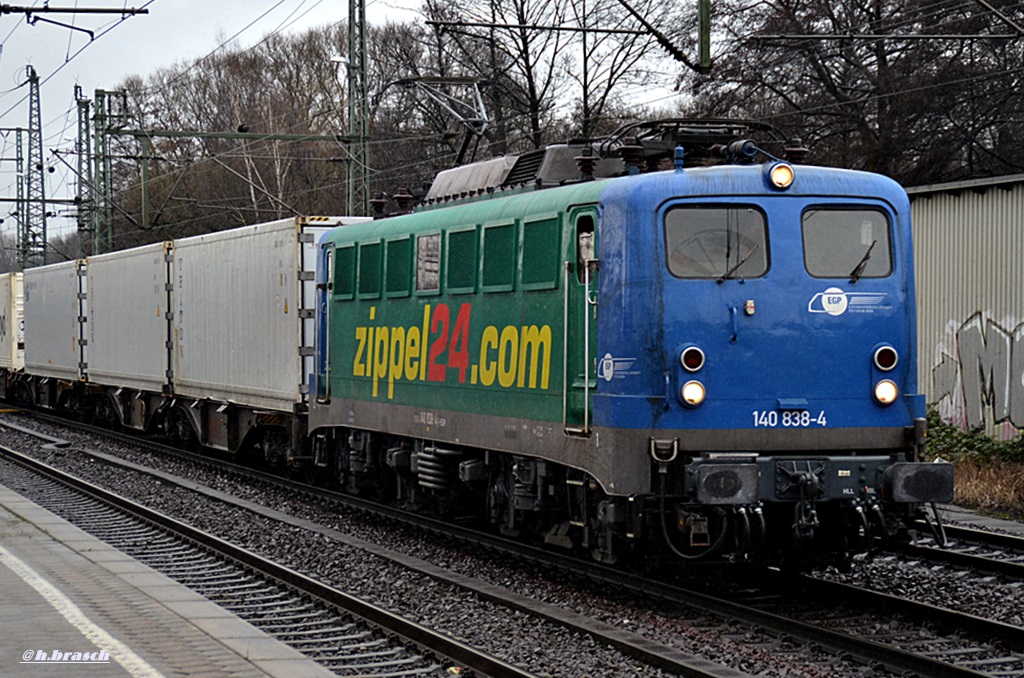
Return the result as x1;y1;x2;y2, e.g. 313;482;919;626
170;217;352;411
0;272;24;371
24;261;83;380
87;242;170;392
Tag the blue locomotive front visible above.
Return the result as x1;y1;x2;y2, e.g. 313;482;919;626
302;120;952;567
592;159;953;563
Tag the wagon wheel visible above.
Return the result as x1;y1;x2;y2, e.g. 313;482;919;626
165;406;198;452
286;444;318;484
330;446;348;490
13;380;33;409
258;427;290;473
91;394;122;431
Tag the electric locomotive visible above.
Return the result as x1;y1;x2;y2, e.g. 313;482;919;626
305;119;953;567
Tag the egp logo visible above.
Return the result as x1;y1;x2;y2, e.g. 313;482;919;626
597;353;639;382
808;287;849;316
808;287;889;315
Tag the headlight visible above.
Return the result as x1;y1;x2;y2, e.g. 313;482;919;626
874;379;898;405
681;380;706;407
768;162;794;189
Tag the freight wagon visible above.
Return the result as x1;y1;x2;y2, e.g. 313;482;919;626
2;216;368;463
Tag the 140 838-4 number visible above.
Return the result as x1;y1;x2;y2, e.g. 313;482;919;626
752;410;828;428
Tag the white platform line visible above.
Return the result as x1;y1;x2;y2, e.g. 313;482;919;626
0;544;162;677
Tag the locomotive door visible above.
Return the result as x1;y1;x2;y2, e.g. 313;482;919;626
315;244;335;403
563;207;599;435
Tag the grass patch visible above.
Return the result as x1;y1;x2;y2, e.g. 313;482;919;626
926;408;1024;519
949;459;1024;520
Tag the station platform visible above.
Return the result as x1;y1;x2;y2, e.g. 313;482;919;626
0;484;336;677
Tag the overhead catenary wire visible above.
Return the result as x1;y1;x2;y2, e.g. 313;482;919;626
6;0;1022;250
1;0;693;231
0;1;364;243
0;1;157;118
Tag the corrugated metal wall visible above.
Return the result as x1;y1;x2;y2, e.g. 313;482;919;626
910;175;1024;438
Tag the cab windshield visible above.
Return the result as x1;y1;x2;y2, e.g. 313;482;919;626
664;206;769;280
802;208;892;281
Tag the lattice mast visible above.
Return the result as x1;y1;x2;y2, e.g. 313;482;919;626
22;65;46;268
91;89;127;255
347;0;370;216
14;129;24;266
75;86;94;258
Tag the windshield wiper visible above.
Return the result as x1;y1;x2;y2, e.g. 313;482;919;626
848;239;877;283
717;243;759;283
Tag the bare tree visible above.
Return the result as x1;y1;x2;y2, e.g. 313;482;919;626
97;0;1024;247
566;0;690;138
423;0;575;150
0;233;23;272
109;25;356;245
680;0;1024;183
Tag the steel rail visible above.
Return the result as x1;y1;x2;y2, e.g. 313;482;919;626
895;542;1024;580
0;443;535;678
4;412;1022;677
888;520;1024;577
893;522;1024;580
782;571;1024;652
0;415;748;678
68;444;1013;677
913;520;1024;553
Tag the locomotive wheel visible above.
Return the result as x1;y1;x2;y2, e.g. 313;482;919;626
486;468;520;537
287;454;318;484
330;448;347;489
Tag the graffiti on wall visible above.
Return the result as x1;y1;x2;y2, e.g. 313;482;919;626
932;312;1024;433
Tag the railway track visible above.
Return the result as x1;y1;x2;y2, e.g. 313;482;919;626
0;445;533;678
0;416;752;678
738;572;1024;676
896;522;1024;580
3;411;1024;677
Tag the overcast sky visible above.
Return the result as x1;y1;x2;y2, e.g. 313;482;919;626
0;0;419;242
